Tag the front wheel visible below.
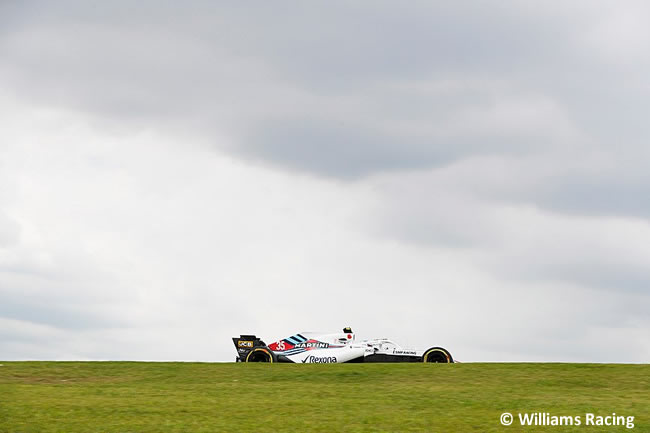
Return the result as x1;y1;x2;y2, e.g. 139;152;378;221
422;347;453;363
245;347;276;363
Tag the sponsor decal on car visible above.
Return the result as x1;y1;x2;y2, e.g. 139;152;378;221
296;340;330;348
237;340;253;348
392;350;417;355
301;356;337;363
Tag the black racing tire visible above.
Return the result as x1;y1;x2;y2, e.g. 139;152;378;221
422;347;453;363
245;347;276;363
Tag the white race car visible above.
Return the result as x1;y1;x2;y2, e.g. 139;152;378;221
232;327;454;363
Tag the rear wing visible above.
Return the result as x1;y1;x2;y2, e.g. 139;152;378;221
232;335;267;362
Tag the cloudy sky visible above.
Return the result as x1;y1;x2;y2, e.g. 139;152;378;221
1;1;649;362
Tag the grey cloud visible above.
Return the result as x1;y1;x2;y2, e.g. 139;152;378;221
0;295;120;330
366;165;650;301
236;117;494;179
484;153;650;219
0;262;133;331
532;172;650;219
500;255;650;297
233;86;574;178
2;2;642;178
3;1;649;221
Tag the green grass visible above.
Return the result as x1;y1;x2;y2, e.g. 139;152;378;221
0;362;648;432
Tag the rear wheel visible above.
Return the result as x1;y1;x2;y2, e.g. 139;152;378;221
422;347;453;363
245;347;275;363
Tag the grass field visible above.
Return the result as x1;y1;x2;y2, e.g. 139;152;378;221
0;362;648;432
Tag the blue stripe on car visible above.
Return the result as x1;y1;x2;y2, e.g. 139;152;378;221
282;348;306;355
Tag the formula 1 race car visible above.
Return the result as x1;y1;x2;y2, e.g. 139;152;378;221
232;327;453;363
